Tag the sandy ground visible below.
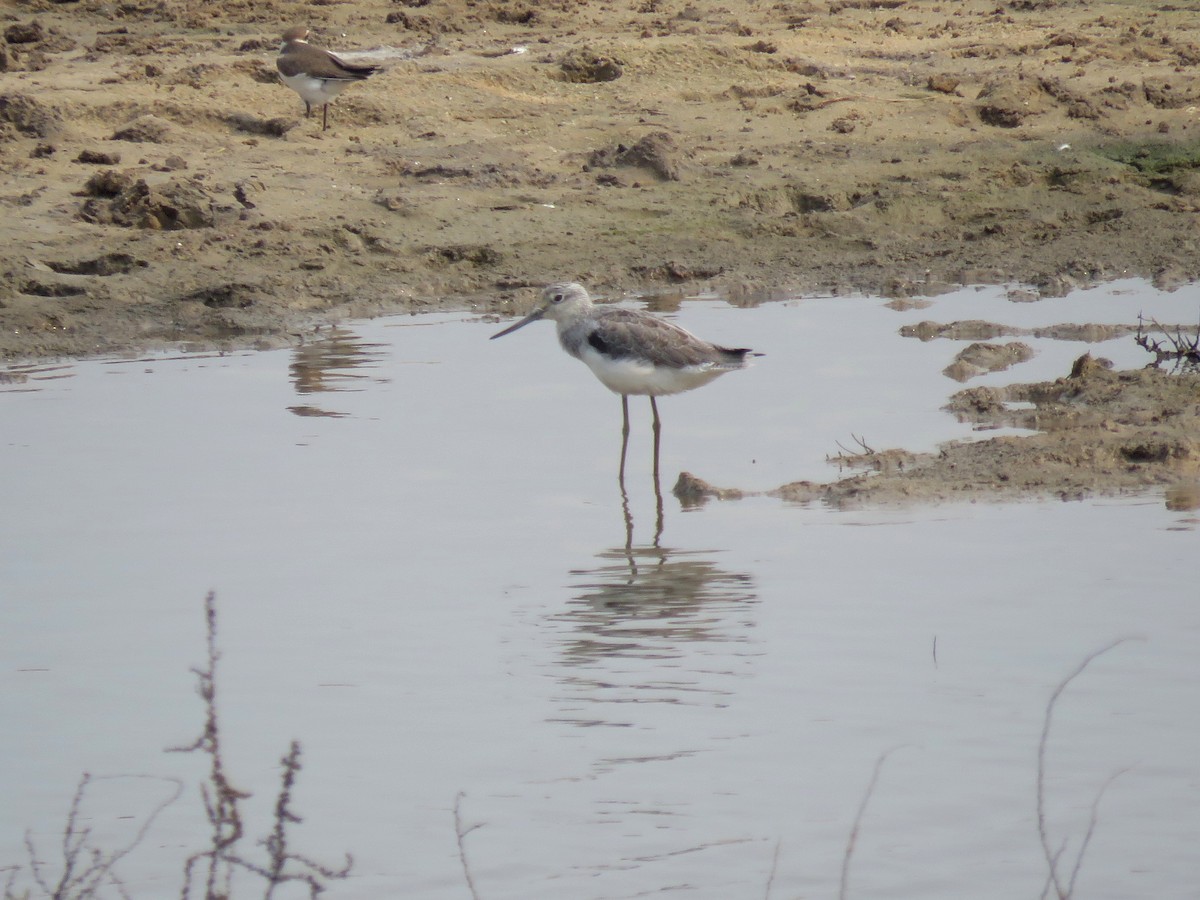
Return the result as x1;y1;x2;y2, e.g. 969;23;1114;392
2;0;1198;503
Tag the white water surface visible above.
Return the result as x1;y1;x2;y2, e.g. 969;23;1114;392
2;280;1198;899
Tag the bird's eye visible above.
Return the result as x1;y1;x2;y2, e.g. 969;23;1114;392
552;293;564;303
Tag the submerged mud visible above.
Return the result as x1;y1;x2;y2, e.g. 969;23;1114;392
677;354;1200;507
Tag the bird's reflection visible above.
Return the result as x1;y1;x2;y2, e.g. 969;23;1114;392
556;547;757;665
547;463;759;731
618;452;664;551
287;327;388;417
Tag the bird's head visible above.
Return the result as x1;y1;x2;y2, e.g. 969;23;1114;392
490;281;593;339
280;26;310;48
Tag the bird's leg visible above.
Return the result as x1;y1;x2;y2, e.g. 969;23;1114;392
304;101;312;119
322;104;329;132
618;394;631;483
650;396;662;480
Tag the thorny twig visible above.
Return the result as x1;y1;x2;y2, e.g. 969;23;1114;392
1036;637;1141;900
170;592;249;900
171;592;351;900
259;743;352;900
18;773;181;900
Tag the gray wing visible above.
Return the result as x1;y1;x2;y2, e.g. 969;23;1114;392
589;308;750;368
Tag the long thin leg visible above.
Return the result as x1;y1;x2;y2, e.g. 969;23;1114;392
650;396;661;480
304;101;312;119
618;395;631;483
322;103;329;131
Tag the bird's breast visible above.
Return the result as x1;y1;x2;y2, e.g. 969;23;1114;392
279;71;351;104
577;344;728;396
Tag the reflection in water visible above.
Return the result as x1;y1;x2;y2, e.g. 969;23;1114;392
549;474;760;733
556;546;757;669
0;362;75;392
287;327;388;416
619;443;665;549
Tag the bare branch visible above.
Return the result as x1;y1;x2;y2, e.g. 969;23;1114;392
454;793;483;900
1037;637;1142;900
17;773;181;900
763;838;781;900
839;747;902;900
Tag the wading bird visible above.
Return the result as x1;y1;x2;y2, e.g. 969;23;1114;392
276;27;379;131
491;282;757;477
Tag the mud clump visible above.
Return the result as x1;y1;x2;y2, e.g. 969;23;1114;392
976;77;1050;127
5;21;45;45
111;115;173;144
425;244;501;267
47;253;146;276
177;283;261;309
557;47;623;83
1142;77;1200;110
0;92;68;139
586;132;683;182
81;168;135;197
79;178;218;229
76;148;121;165
943;341;1035;382
225;114;296;137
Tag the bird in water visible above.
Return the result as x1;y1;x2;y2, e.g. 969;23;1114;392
491;282;757;477
276;26;379;131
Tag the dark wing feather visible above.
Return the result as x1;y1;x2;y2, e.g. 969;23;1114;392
590;308;751;368
328;53;379;79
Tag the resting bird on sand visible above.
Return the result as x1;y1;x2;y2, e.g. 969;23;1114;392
276;27;378;131
491;281;757;476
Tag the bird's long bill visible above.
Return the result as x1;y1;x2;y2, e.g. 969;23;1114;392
490;306;545;339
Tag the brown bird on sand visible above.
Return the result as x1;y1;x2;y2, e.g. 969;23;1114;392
275;26;379;131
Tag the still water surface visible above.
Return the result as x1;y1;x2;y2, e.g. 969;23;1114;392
2;281;1198;898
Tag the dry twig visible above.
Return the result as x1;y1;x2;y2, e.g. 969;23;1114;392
839;747;901;900
171;592;351;900
1036;637;1141;900
17;774;181;900
1135;313;1200;371
453;793;483;900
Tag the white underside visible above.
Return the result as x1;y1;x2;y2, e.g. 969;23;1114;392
279;72;351;107
578;345;733;396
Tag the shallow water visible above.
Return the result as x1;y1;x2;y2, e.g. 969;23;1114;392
2;280;1198;899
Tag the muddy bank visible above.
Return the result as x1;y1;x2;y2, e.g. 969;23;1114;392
2;0;1200;361
676;353;1200;507
3;0;1200;505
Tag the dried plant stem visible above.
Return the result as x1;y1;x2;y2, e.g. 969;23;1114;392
20;773;181;900
172;592;351;900
454;793;483;900
1036;637;1140;900
839;747;900;900
763;838;781;900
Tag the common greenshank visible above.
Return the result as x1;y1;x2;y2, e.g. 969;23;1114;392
491;282;756;476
